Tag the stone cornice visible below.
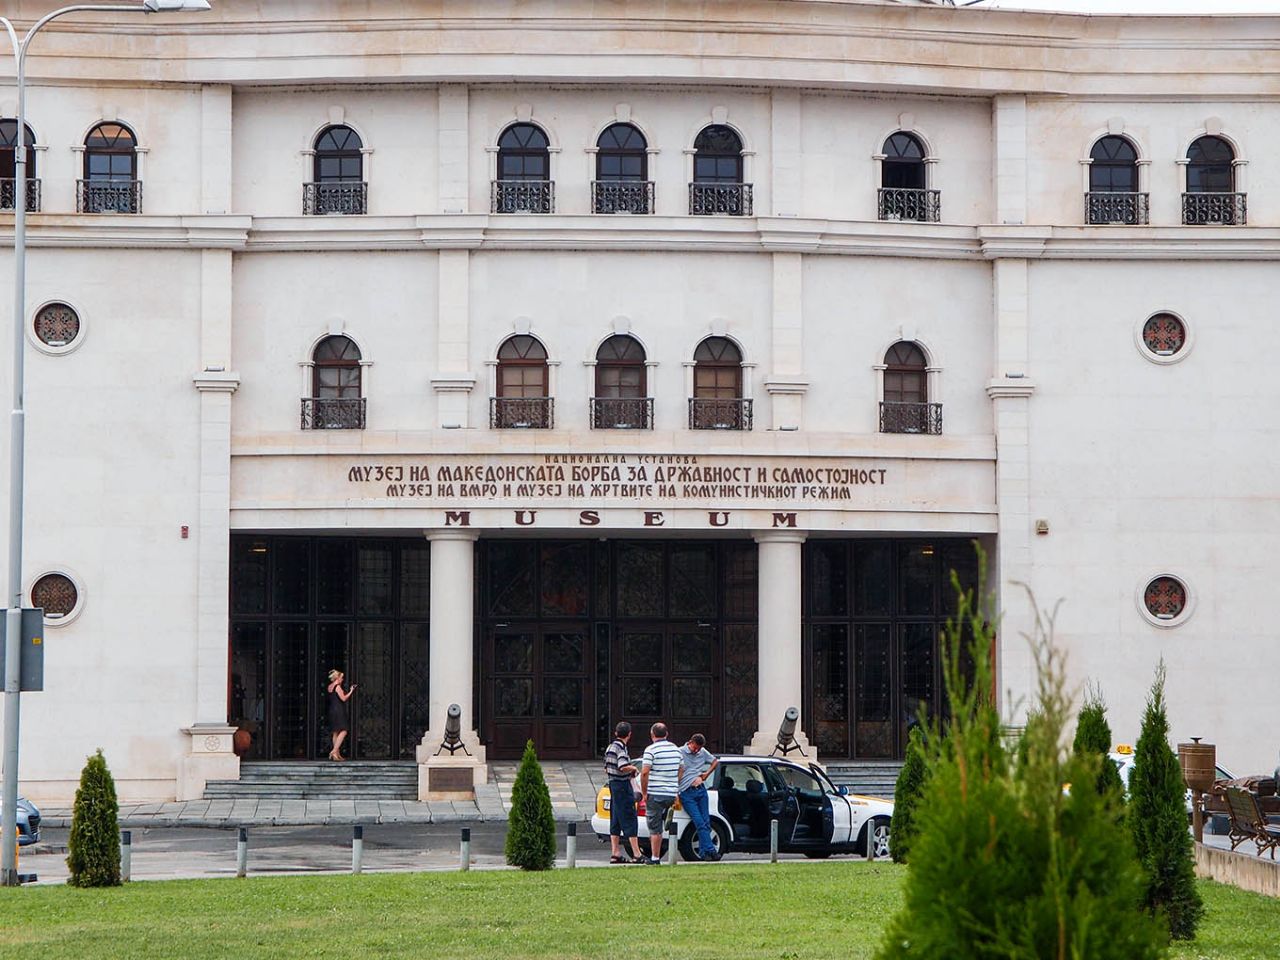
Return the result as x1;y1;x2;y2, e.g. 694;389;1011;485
193;371;241;393
986;378;1036;400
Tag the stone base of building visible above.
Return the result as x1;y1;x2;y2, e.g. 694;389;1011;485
417;732;488;800
745;728;817;766
176;723;241;801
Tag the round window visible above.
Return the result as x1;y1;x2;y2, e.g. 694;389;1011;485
1141;314;1185;357
31;572;79;620
34;302;81;349
1143;576;1186;621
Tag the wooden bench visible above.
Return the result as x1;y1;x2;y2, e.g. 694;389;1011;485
1224;786;1280;860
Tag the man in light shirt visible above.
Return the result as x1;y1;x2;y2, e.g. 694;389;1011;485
678;733;721;861
640;722;682;864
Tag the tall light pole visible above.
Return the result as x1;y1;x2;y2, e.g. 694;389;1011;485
0;0;213;889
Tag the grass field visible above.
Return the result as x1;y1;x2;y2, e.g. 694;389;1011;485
1;863;1277;959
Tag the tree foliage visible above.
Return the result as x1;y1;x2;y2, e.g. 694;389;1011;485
889;725;927;864
66;749;121;888
1073;684;1126;799
877;557;1168;960
1128;663;1204;940
504;739;557;871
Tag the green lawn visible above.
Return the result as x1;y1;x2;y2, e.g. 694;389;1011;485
0;863;1276;959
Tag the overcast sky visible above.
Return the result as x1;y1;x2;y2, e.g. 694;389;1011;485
983;0;1280;11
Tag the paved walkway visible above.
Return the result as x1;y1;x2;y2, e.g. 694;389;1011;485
38;761;613;828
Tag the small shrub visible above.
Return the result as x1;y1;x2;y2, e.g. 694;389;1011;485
504;739;556;871
66;749;121;888
1129;662;1203;940
889;726;927;864
1073;684;1126;799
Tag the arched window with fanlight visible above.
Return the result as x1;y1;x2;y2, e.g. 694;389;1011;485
492;123;553;213
79;122;140;213
0;120;39;213
592;335;651;429
492;335;552;429
593;123;652;214
878;132;938;222
303;335;366;429
1183;135;1244;225
1086;135;1146;225
690;125;751;216
690;337;750;430
879;342;940;435
306;125;367;215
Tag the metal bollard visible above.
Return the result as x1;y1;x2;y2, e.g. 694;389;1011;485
352;824;364;875
236;827;248;878
770;819;779;863
460;827;471;872
866;820;876;862
120;831;131;883
667;820;678;865
566;822;577;869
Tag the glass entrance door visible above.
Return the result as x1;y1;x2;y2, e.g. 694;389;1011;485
485;625;594;760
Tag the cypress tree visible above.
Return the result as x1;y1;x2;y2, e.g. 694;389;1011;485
889;725;927;864
1073;685;1126;799
1129;662;1203;940
66;749;121;888
504;739;556;871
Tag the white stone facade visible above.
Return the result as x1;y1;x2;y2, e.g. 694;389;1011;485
1;0;1278;801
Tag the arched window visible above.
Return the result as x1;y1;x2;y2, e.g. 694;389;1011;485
304;335;365;430
690;125;751;216
690;337;750;430
0;120;37;212
493;335;551;429
594;123;651;214
493;123;553;213
1087;136;1145;224
880;342;939;435
306;125;367;215
80;122;139;213
878;132;937;222
592;335;651;429
1184;136;1243;225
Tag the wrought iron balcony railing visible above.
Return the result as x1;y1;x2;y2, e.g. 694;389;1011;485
301;397;367;430
592;180;654;215
590;397;654;430
1085;191;1149;225
0;179;40;213
1182;192;1247;226
303;181;368;215
877;188;941;223
689;182;753;217
490;397;554;429
879;401;943;435
77;179;142;214
688;398;753;431
491;179;554;214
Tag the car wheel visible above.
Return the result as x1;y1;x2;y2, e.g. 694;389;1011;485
803;850;832;859
869;816;891;859
678;820;730;862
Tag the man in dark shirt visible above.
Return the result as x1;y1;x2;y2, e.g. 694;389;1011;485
604;721;644;863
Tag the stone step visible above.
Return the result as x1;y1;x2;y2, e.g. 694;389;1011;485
203;785;414;800
825;762;904;799
204;761;420;801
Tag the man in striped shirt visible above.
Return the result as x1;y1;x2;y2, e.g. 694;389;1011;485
640;722;683;864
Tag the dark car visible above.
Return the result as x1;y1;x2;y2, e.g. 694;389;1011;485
16;796;41;846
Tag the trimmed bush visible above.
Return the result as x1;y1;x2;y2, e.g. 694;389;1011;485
1129;662;1203;940
1073;685;1126;799
66;749;121;888
889;726;927;864
504;739;556;871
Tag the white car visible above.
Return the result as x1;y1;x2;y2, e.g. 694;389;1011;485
591;755;894;861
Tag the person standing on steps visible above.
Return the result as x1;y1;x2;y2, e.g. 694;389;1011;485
326;668;357;761
640;722;682;864
603;721;645;864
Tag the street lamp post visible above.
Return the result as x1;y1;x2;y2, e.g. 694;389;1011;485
0;0;212;889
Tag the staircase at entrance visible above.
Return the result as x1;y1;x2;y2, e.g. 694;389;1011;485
205;762;419;801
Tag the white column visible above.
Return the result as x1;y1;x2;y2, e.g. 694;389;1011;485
199;85;233;215
747;531;814;759
430;250;476;428
419;530;486;795
437;85;469;214
762;252;808;430
993;95;1028;226
770;89;802;217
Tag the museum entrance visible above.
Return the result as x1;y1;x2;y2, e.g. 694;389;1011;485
227;535;431;761
478;539;759;760
803;538;980;761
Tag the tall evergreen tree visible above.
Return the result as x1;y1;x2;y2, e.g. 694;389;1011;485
1073;684;1126;799
1129;663;1203;940
877;564;1168;960
889;725;927;864
504;739;557;871
66;749;122;888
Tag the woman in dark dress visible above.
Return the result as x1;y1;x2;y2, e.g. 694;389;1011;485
326;668;357;761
